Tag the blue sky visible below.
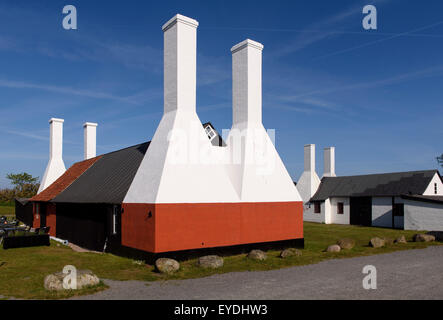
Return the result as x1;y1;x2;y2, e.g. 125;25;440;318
0;0;442;188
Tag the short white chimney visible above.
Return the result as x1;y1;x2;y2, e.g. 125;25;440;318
83;122;98;160
231;39;263;125
324;147;336;177
38;118;66;193
297;144;321;203
162;14;199;114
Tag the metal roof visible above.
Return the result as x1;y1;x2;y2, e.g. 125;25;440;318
310;170;439;202
52;142;150;204
400;194;443;204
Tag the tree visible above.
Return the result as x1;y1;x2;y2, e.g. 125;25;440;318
6;172;39;198
437;154;443;168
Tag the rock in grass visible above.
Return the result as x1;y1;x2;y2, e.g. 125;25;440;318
383;237;395;245
197;255;224;269
155;258;180;274
280;248;302;258
426;231;443;242
336;238;355;250
413;234;435;242
394;236;407;244
369;237;385;248
247;249;267;261
326;244;341;253
44;270;99;291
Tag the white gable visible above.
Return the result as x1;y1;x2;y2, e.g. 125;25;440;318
423;172;443;196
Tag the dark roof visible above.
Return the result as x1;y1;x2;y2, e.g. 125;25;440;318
31;156;101;202
52;142;150;204
400;194;443;204
310;170;439;201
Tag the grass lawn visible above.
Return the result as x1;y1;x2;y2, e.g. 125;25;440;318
0;222;440;299
0;205;14;218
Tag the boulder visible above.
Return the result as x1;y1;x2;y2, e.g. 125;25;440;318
326;244;341;253
197;255;224;269
247;250;267;261
155;258;180;274
394;235;407;244
383;237;395;246
336;238;355;250
413;234;435;242
44;269;99;291
369;237;385;248
280;248;302;258
426;231;443;242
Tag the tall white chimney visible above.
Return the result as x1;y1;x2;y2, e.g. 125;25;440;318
297;144;321;203
162;14;198;114
38;118;66;193
83;122;98;160
324;147;336;177
231;39;263;125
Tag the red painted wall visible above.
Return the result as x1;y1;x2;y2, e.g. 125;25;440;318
122;202;303;253
46;203;56;237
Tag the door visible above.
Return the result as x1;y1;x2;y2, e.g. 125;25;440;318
350;197;372;226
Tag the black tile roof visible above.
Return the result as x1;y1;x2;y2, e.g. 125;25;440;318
310;170;440;202
400;194;443;204
52;142;150;204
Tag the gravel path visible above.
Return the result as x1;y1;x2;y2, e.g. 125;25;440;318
72;246;443;300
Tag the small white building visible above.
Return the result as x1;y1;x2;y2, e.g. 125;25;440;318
297;144;443;231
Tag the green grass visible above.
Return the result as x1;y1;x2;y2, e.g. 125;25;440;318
0;222;440;299
0;205;14;217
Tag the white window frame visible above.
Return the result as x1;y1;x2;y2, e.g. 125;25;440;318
205;125;216;141
112;206;118;235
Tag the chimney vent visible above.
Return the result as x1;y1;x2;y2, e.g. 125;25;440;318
162;14;199;114
231;39;264;125
37;118;66;193
83;122;98;160
324;147;336;177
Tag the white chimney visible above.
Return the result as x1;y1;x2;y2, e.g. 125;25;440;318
231;39;263;125
297;144;321;203
304;144;316;173
38;118;66;193
83;122;98;160
324;147;336;177
162;14;198;114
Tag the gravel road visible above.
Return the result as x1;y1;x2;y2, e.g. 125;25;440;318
72;246;443;300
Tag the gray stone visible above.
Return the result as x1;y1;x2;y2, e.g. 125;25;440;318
426;231;443;242
336;238;355;250
280;248;302;258
369;237;385;248
247;250;267;261
197;255;224;269
395;236;407;244
44;269;99;291
155;258;180;274
413;234;435;242
326;244;341;253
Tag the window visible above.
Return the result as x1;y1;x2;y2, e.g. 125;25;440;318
435;183;438;195
35;203;40;219
314;202;321;214
337;202;344;214
205;125;216;141
393;203;404;217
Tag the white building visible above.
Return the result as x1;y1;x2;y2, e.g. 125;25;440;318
298;144;443;231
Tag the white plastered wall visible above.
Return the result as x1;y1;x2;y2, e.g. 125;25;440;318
423;173;443;196
404;199;443;231
329;197;349;224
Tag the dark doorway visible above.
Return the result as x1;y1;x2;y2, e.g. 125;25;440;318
56;203;108;251
350;197;372;226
